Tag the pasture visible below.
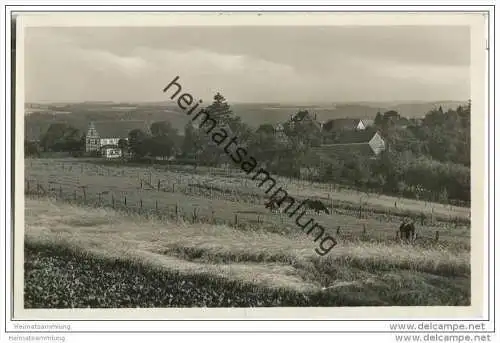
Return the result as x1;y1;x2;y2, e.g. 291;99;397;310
23;158;471;308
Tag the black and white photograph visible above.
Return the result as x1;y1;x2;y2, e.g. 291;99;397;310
10;9;491;328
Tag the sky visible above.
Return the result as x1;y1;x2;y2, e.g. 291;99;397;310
24;26;471;103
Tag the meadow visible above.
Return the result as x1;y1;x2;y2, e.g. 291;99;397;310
24;157;471;308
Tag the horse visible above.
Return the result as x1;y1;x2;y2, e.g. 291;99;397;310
306;200;330;215
398;219;417;242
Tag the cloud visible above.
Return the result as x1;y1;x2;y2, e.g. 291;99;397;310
24;26;471;103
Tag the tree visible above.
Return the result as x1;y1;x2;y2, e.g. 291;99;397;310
256;123;276;135
40;123;82;152
128;129;148;159
25;140;40;157
150;121;177;137
284;110;322;148
118;138;128;159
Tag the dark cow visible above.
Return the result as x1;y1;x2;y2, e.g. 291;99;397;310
398;219;417;242
306;200;330;215
265;199;281;213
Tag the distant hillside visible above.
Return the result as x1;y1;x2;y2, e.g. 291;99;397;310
24;100;467;141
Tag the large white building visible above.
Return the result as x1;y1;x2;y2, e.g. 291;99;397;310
85;120;150;158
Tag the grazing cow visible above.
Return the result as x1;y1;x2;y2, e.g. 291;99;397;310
398;219;417;242
306;200;330;215
265;199;282;214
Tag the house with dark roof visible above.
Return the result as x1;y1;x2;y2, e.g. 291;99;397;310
322;118;374;132
85;120;150;157
312;129;386;159
288;110;322;130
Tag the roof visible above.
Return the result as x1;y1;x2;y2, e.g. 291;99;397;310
91;120;150;138
291;111;313;122
332;129;378;144
323;118;360;131
311;144;375;160
360;119;374;127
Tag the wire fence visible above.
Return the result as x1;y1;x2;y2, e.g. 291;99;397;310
26;158;470;227
24;177;470;247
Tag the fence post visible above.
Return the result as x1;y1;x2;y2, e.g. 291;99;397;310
124;195;127;206
83;187;86;202
234;214;238;226
435;231;440;242
155;200;158;211
172;184;175;192
158;180;161;191
336;226;341;235
112;194;115;208
362;224;367;236
140;199;143;209
140;180;143;189
175;204;178;220
27;180;30;194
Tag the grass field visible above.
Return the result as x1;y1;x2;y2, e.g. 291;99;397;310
23;158;471;308
25;198;470;308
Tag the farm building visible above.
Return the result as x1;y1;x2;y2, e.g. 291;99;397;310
288;110;322;130
85;120;150;155
312;130;386;159
322;118;374;132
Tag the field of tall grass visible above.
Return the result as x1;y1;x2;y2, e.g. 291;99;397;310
24;197;471;308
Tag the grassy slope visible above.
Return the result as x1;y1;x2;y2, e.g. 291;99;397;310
24;198;470;308
26;158;470;220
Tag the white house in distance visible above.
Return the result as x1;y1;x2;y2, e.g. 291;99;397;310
85;120;150;158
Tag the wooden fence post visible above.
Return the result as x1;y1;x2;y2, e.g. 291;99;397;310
27;180;30;194
157;180;161;191
435;231;440;242
140;180;143;189
336;226;341;235
175;204;179;220
155;200;158;211
140;199;143;209
124;195;127;206
112;195;115;208
362;224;367;236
